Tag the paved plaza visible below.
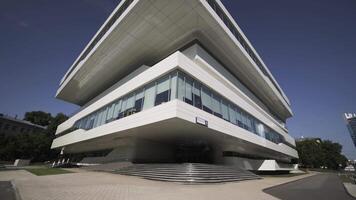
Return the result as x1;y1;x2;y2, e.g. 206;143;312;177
0;168;318;200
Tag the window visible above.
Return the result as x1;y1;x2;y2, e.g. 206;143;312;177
221;99;229;121
99;107;107;126
87;115;95;129
193;81;202;109
143;82;155;110
106;103;115;122
177;72;185;101
134;89;144;113
113;99;122;119
155;75;170;106
93;111;100;128
170;72;177;100
184;76;193;105
228;105;237;125
212;93;222;118
201;85;212;114
118;97;127;119
124;93;135;117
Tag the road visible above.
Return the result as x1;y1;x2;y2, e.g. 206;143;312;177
0;181;16;200
264;173;355;200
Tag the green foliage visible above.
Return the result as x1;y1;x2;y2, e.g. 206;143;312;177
0;112;68;162
296;139;348;170
26;168;73;176
24;111;52;126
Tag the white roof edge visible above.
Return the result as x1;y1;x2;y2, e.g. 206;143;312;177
59;0;137;86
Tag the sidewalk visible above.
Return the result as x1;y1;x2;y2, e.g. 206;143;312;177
344;183;356;198
0;169;315;200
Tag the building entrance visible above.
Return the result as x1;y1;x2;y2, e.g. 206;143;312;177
174;142;213;163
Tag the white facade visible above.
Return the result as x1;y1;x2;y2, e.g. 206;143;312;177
52;0;298;170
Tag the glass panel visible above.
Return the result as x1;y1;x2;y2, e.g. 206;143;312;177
212;93;222;118
118;97;127;119
80;117;88;129
170;72;177;100
241;111;249;130
100;107;108;125
134;88;144;113
256;122;264;137
250;117;257;134
201;85;212;114
184;76;193;105
106;103;115;122
221;99;229;121
155;75;170;105
236;108;243;128
113;99;122;119
193;81;202;109
143;82;155;110
87;115;95;129
124;93;135;117
93;112;100;128
177;72;185;101
228;104;237;125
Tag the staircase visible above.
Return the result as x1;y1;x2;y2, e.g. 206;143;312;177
115;163;261;183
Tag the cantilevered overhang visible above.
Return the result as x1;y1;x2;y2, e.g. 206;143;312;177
56;0;292;119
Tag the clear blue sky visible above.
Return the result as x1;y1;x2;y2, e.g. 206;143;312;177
0;0;355;159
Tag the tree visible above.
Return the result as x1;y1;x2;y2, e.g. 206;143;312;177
296;139;323;168
46;113;68;137
0;112;68;162
24;111;52;126
296;138;348;170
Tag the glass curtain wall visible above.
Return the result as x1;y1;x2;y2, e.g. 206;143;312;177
72;70;286;146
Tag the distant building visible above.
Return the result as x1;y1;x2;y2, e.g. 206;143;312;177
345;113;356;147
0;114;46;136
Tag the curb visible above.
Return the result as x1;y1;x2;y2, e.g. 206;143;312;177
11;180;22;200
343;183;356;199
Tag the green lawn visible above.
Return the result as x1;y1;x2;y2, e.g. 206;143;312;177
26;168;73;176
339;174;355;183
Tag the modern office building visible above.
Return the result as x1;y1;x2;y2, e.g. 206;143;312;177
0;114;46;136
344;113;356;147
51;0;298;171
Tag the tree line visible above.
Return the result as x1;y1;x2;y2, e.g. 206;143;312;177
296;138;348;170
0;111;68;162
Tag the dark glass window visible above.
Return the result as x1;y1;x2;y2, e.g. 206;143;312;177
134;98;144;113
193;82;202;109
155;90;170;106
184;76;193;105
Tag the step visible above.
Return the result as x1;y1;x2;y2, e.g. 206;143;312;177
115;163;260;183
